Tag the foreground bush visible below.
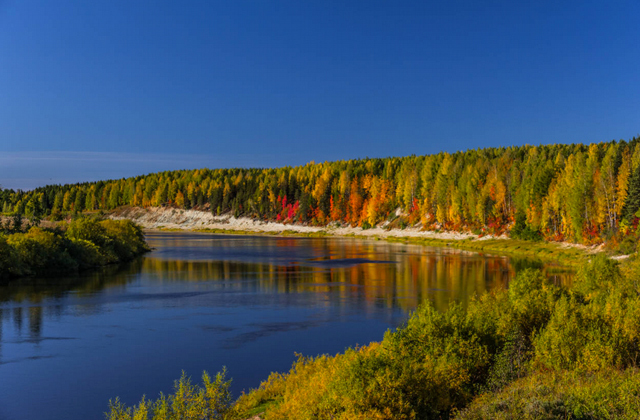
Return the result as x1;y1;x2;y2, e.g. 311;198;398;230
230;270;558;419
109;255;640;419
106;370;232;420
456;369;640;420
0;218;149;279
534;257;640;371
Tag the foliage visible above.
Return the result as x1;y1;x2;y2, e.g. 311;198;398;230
481;327;530;393
4;138;640;246
510;213;542;241
0;234;21;277
6;227;78;274
0;217;149;280
106;370;233;420
622;163;640;223
534;255;640;371
506;268;562;337
456;369;640;420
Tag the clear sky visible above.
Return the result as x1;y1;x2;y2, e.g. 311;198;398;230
1;1;639;190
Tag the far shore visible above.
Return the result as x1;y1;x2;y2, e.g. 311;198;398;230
110;206;600;266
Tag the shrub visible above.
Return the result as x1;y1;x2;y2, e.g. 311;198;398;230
67;238;106;268
456;369;640;420
0;217;149;280
106;370;233;420
534;256;640;371
6;227;77;275
100;219;148;261
65;218;149;265
507;268;563;338
66;217;110;247
0;234;22;278
235;303;501;420
481;328;531;393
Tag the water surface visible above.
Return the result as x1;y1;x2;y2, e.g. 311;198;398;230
0;232;571;420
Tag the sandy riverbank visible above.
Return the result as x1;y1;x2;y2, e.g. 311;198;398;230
109;206;480;241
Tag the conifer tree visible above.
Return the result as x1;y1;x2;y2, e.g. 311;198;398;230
622;164;640;222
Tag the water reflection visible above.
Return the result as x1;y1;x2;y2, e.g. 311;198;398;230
0;234;574;346
141;234;571;313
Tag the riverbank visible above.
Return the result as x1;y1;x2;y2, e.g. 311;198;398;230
110;206;593;267
0;218;149;280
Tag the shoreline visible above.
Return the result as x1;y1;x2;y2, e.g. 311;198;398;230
110;206;476;240
111;206;595;267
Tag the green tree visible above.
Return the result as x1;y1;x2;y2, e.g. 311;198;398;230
622;163;640;222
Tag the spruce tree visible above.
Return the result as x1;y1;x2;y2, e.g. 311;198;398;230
622;164;640;222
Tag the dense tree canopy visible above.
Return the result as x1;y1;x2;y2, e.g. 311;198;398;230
0;218;149;280
3;138;640;244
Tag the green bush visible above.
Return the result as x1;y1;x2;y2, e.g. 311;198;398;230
507;268;563;338
7;227;78;275
66;217;109;246
0;217;149;279
534;256;640;371
65;218;149;265
67;238;106;268
100;219;148;261
232;300;503;420
106;370;232;420
0;234;22;278
457;369;640;420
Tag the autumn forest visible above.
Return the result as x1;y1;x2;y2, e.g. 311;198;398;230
3;138;640;246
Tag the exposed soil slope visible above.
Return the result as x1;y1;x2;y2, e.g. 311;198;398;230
110;206;476;240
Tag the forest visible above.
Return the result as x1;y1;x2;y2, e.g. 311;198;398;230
3;138;640;248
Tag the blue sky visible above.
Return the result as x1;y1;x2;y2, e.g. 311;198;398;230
1;1;639;189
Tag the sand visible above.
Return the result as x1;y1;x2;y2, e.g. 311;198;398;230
109;206;478;240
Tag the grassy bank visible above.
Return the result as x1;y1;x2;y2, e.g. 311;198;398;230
383;236;588;268
105;248;640;419
0;218;149;280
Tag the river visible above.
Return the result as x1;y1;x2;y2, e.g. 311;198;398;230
0;231;571;420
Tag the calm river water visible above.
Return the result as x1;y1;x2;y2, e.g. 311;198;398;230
0;232;571;420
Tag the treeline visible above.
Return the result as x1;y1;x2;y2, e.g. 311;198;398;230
107;255;640;419
4;138;640;244
0;218;149;280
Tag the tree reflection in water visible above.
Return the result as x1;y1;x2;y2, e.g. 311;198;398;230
0;234;573;355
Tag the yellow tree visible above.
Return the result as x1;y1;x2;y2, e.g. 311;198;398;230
616;145;631;221
420;155;439;220
175;191;185;208
348;177;362;226
434;154;453;224
596;143;618;231
486;166;507;224
312;167;331;203
62;190;73;212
